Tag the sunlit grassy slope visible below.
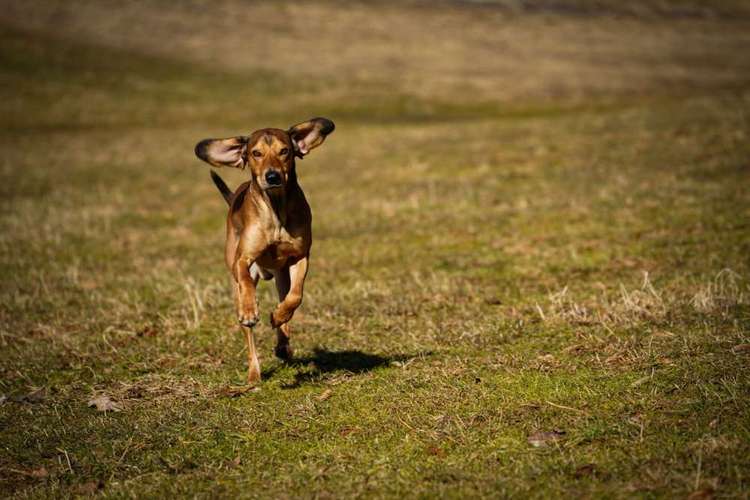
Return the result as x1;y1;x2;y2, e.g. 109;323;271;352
1;1;749;497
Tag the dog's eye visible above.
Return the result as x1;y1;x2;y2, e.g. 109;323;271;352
279;148;289;156
252;150;263;158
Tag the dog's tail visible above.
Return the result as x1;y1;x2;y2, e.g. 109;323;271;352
210;171;232;205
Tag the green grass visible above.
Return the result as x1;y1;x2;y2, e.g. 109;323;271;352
1;2;750;498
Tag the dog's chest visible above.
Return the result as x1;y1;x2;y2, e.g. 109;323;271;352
259;228;305;267
272;229;300;254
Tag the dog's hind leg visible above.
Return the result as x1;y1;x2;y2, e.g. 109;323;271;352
272;267;294;360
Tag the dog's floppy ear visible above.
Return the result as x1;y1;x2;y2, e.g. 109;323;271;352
195;136;249;168
288;117;335;157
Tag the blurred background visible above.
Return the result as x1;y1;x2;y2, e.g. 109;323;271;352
4;0;750;127
1;1;749;497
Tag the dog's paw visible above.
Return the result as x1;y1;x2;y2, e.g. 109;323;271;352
274;343;294;361
269;310;280;328
269;309;291;328
239;314;260;328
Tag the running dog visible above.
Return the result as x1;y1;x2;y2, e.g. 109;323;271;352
194;117;335;383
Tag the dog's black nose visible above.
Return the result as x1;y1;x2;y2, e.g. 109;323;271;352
265;170;282;186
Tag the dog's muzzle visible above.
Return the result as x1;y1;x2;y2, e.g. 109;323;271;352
265;170;283;187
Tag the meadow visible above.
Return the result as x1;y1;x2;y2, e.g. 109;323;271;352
1;1;749;497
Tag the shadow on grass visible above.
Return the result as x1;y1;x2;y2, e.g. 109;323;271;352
264;347;428;388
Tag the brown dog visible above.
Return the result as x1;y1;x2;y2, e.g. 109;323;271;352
195;117;335;384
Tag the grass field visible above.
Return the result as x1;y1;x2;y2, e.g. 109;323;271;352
1;1;750;497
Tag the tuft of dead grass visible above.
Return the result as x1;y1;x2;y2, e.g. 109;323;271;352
542;270;748;328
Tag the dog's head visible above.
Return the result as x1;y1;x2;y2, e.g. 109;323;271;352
195;117;335;192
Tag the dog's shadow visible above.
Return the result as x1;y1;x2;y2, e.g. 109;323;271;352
264;347;426;388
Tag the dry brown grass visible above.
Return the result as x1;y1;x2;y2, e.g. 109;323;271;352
540;270;750;328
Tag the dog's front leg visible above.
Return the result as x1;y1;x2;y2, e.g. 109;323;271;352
233;242;264;328
233;241;264;385
240;312;261;384
270;255;308;328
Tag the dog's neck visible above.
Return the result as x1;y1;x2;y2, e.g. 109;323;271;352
264;188;287;226
254;175;299;228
